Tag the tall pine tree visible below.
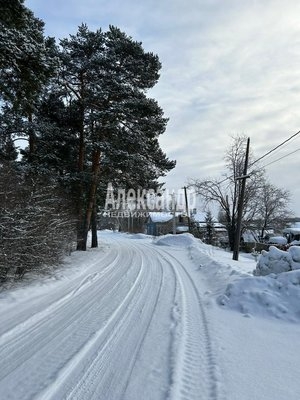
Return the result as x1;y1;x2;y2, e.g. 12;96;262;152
0;0;57;160
55;24;175;250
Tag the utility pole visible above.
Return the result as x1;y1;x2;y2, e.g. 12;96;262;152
233;137;250;261
183;186;191;232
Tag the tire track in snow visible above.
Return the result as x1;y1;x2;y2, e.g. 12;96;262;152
38;240;164;400
120;242;179;400
37;248;148;399
0;244;144;399
0;247;120;342
120;243;178;400
67;241;164;400
117;243;165;400
0;233;222;400
153;246;221;400
0;250;121;354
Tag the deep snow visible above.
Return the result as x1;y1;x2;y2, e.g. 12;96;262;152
0;231;300;400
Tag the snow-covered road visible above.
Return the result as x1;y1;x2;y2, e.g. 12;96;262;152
0;232;221;400
1;231;300;400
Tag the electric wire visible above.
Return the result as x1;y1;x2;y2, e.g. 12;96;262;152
261;147;300;168
257;133;300;164
216;130;300;185
250;129;300;167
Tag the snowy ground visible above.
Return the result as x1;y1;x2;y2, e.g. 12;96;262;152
1;231;300;400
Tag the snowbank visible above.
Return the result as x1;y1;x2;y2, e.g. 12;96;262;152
185;239;300;322
218;270;300;322
150;234;300;322
154;233;200;247
254;245;300;276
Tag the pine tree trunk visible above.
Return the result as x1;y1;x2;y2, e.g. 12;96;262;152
28;113;36;162
82;149;101;249
76;108;87;251
76;215;87;251
91;202;98;248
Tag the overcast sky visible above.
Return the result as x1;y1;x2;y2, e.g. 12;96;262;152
26;0;300;216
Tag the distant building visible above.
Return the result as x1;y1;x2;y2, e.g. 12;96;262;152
190;209;227;244
146;212;189;236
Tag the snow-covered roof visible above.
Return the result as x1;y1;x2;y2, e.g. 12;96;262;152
196;221;226;230
176;226;189;232
283;224;300;235
213;223;226;229
267;236;287;245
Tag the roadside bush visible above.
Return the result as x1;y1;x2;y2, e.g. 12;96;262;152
0;165;76;283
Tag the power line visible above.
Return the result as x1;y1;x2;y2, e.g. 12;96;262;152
260;132;300;162
214;130;300;185
261;147;300;168
217;175;231;185
250;129;300;167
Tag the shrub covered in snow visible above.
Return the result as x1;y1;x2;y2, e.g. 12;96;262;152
254;245;300;276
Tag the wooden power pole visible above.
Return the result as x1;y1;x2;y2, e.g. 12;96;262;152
233;137;250;261
183;186;191;232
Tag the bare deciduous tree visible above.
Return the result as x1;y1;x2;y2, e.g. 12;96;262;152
255;181;291;239
189;135;265;250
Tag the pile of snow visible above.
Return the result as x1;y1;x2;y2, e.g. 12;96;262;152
186;239;300;322
188;242;250;297
291;240;300;246
254;245;300;276
218;270;300;322
155;233;199;247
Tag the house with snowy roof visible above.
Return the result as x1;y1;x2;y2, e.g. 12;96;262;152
190;210;227;233
189;210;228;245
146;212;189;236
